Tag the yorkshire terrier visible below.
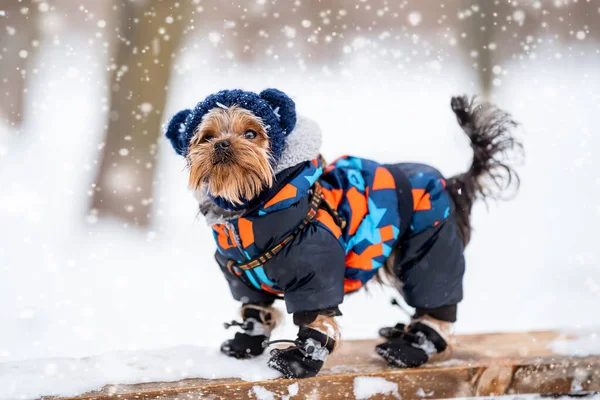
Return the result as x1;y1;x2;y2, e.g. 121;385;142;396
165;89;521;378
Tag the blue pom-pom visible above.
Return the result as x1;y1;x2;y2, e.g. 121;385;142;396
165;109;192;156
259;88;296;136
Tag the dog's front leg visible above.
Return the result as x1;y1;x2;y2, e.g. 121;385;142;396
220;303;279;359
268;310;341;378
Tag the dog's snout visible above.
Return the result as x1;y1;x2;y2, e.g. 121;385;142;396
214;140;231;151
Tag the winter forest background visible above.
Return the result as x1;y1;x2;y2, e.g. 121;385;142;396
1;0;599;381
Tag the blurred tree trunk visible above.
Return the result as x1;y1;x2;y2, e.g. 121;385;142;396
473;1;494;98
0;0;38;127
458;0;495;98
91;0;187;227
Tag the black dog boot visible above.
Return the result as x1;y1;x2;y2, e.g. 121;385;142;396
376;315;453;368
267;327;336;379
220;304;277;359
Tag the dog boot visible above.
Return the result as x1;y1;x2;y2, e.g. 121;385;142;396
220;304;276;359
375;315;453;368
266;326;336;379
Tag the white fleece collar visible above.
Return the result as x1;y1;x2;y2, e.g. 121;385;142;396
198;115;323;225
274;115;322;174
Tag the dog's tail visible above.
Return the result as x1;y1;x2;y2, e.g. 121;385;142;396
447;95;523;246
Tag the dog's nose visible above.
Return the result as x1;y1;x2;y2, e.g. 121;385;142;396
214;140;231;150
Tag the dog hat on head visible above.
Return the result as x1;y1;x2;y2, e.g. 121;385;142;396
165;88;297;165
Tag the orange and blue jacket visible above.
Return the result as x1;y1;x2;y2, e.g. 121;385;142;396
212;156;450;313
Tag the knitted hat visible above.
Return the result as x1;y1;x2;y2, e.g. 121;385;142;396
165;88;297;165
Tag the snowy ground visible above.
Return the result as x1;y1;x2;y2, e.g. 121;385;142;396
1;331;598;400
1;15;600;400
1;330;599;400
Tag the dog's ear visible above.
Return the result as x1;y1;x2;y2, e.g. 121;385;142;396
165;109;192;156
259;88;296;135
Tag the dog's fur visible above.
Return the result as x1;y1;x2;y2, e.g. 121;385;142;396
446;96;522;246
187;96;522;352
187;105;274;205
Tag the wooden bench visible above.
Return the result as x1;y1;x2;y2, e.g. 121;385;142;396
59;331;599;400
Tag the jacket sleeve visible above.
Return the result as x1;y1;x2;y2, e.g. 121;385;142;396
215;250;279;305
264;223;347;314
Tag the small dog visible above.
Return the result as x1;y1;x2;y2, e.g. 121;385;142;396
165;89;521;378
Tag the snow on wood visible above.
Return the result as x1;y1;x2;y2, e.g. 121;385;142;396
12;330;594;400
353;376;401;399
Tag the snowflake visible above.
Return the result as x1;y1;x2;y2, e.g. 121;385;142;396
408;11;422;26
208;32;221;45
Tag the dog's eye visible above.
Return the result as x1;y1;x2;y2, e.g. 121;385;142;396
202;134;216;143
244;130;257;140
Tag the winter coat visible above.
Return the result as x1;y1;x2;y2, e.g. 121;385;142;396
211;153;414;313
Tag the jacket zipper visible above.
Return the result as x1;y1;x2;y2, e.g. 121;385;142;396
226;222;247;261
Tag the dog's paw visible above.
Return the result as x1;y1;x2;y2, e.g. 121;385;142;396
220;333;268;359
375;340;429;368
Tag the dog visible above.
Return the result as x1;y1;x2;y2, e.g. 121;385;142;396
165;89;521;378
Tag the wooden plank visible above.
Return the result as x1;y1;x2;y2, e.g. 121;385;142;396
57;331;600;400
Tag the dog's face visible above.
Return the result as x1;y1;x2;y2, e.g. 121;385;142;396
187;105;274;205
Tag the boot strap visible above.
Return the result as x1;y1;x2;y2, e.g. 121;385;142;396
298;327;336;354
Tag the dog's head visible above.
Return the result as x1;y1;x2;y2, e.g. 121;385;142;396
165;89;296;206
187;105;273;205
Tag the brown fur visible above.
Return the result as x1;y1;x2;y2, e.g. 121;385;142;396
240;303;282;330
187;106;274;205
307;315;342;352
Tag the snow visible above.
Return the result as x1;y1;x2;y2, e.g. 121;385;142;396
249;383;298;400
208;32;221;45
455;396;600;400
550;331;600;357
250;386;276;400
407;12;422;26
0;346;280;400
353;376;400;399
1;2;600;399
416;387;434;397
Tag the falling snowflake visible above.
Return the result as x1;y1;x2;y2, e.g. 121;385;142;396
208;32;221;45
282;26;296;39
408;12;422;26
513;10;526;26
139;102;153;114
